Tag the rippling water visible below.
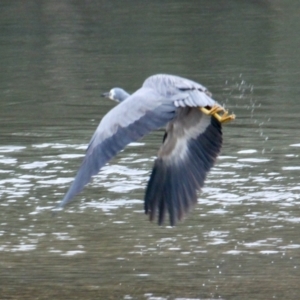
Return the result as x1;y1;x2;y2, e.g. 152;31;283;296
1;1;300;300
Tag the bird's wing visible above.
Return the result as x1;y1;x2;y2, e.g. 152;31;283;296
143;74;217;108
57;87;176;209
144;107;222;226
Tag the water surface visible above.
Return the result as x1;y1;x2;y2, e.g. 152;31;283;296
0;1;300;299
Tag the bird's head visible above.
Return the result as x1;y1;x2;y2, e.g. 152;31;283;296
101;88;130;103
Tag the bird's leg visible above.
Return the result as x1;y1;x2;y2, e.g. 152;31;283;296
200;105;235;124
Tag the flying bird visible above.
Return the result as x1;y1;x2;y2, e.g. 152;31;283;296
55;74;235;225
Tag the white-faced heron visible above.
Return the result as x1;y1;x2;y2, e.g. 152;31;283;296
55;74;235;225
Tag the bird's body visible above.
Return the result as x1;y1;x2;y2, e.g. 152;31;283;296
56;74;235;225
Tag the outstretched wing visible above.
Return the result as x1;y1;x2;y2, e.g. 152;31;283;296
57;87;176;209
144;107;222;226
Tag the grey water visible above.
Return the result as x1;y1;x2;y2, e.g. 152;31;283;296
1;1;300;299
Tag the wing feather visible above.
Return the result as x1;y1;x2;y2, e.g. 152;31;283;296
143;74;217;108
145;107;222;225
57;87;175;208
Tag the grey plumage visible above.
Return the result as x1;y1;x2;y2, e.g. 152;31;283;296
56;74;225;226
